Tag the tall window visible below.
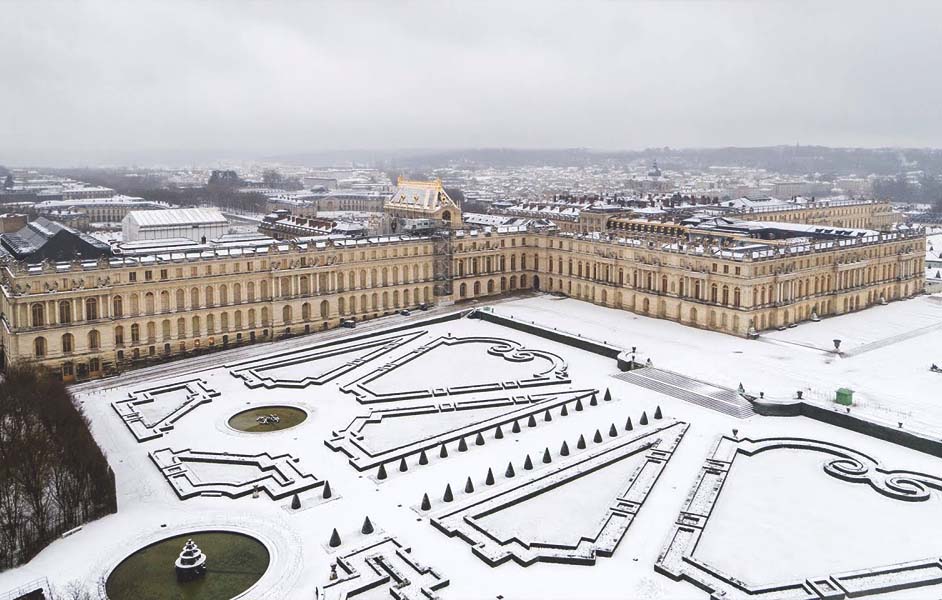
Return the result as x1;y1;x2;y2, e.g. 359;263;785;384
31;303;45;327
85;298;98;320
58;301;72;324
62;333;74;353
34;337;46;357
88;330;101;350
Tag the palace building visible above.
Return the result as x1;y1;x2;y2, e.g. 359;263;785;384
384;178;462;229
0;184;924;381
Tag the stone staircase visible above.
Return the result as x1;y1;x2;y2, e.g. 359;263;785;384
613;367;755;418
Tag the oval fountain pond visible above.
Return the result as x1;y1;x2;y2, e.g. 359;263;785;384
105;531;270;600
228;405;307;432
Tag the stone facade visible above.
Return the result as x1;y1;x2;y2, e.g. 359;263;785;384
0;225;924;381
735;199;899;230
595;199;899;234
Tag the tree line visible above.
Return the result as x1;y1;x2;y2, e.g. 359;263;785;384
873;173;942;209
0;365;116;571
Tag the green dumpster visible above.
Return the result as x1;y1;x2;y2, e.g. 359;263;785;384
835;388;854;406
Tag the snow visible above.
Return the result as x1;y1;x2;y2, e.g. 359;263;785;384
695;448;942;583
4;295;942;599
493;295;942;430
474;452;646;547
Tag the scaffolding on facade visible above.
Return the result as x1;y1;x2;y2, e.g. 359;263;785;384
431;227;453;297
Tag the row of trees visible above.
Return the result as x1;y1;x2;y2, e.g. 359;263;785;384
873;173;942;209
0;366;116;571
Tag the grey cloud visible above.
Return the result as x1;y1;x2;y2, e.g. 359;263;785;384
1;0;941;165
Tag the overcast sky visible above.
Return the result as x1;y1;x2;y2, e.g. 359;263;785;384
3;0;942;166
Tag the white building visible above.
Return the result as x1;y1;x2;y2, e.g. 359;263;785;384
122;207;228;242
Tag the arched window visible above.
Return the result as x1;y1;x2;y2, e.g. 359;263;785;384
219;285;228;305
34;337;46;357
204;286;214;307
319;300;329;319
145;292;155;315
190;288;200;308
61;333;74;353
112;295;123;317
233;283;242;304
131;323;140;343
283;305;293;323
177;317;186;337
114;326;124;345
85;298;98;320
247;282;256;302
176;289;185;310
160;291;170;312
302;302;311;321
162;320;171;340
88;330;100;350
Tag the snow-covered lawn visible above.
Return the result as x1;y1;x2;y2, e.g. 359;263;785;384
494;295;942;429
3;295;942;599
695;448;942;583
